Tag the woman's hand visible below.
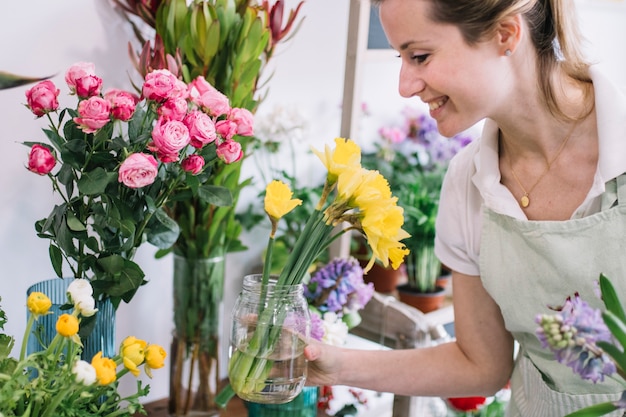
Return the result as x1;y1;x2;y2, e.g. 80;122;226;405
304;339;343;387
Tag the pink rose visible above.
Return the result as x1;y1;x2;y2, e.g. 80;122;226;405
150;117;190;161
229;107;254;136
158;97;188;121
74;74;103;98
188;76;230;117
25;80;60;117
104;89;139;121
65;62;96;93
118;153;158;188
73;96;111;133
181;155;205;175
379;126;405;144
184;110;217;148
27;144;56;175
143;69;187;102
215;119;238;141
216;139;243;164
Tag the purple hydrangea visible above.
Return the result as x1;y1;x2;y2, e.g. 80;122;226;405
304;257;373;316
535;293;616;383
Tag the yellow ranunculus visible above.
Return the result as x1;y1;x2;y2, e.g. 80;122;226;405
312;138;362;183
56;314;79;337
144;344;167;378
91;352;117;385
120;336;147;377
264;180;302;220
27;292;51;316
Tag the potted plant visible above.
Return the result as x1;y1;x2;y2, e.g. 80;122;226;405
395;168;447;313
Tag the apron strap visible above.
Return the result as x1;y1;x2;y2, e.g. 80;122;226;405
617;173;626;206
601;173;626;210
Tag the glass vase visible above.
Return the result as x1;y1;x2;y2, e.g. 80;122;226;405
169;255;225;417
26;277;116;360
246;386;319;417
228;274;311;404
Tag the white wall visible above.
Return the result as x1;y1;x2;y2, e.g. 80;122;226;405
0;0;624;403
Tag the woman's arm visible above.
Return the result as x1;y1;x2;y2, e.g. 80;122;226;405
304;271;515;397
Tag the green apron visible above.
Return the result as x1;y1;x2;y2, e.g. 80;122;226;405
480;174;626;416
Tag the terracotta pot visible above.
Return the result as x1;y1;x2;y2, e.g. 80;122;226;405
396;284;446;314
360;260;404;293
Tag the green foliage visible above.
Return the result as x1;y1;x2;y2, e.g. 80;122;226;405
0;297;158;416
0;71;52;90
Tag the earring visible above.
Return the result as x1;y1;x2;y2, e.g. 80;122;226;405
505;49;512;57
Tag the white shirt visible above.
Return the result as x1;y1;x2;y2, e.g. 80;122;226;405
434;66;626;277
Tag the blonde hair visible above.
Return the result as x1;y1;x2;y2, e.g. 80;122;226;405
372;0;592;119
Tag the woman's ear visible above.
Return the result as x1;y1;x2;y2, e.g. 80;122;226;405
496;14;523;56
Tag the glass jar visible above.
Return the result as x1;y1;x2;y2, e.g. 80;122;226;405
228;274;311;404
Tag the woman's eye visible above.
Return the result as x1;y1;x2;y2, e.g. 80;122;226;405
413;54;429;64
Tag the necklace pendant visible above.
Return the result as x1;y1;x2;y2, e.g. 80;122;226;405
520;195;530;208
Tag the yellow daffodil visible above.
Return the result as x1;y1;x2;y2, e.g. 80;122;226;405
91;352;117;385
144;344;167;378
264;180;302;220
223;136;409;406
120;336;147;377
26;291;51;317
311;138;361;184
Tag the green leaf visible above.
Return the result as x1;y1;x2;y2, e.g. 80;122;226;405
198;184;233;206
77;168;116;196
602;310;626;352
97;254;126;275
565;402;619;417
0;71;53;90
147;208;180;249
49;244;63;278
600;274;626;323
66;212;86;232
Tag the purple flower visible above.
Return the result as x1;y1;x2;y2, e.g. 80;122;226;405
304;257;373;316
535;293;616;383
309;310;325;342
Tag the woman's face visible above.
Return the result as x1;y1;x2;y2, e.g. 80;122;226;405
379;0;510;137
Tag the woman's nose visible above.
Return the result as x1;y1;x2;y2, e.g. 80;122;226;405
398;64;425;98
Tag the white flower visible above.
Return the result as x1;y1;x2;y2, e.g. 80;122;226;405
72;360;97;385
67;279;93;302
67;279;98;317
321;312;349;346
75;296;98;317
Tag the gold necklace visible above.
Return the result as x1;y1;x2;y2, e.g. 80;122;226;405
503;121;579;209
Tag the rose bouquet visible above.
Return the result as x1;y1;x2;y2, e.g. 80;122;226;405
23;62;254;308
0;279;166;416
536;274;626;416
218;137;410;405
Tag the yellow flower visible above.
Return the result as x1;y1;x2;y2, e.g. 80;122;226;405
56;313;79;337
336;167;392;205
264;180;302;220
92;352;117;385
365;231;410;271
361;202;407;239
120;336;147;377
27;292;51;317
312;138;361;183
144;343;167;378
